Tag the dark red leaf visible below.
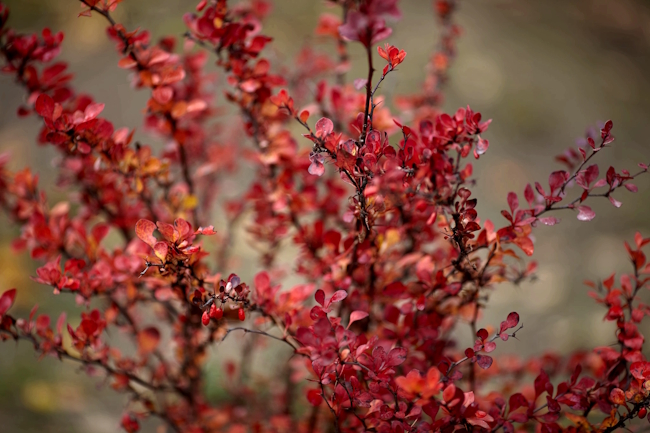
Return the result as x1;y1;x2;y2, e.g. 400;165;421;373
476;355;493;369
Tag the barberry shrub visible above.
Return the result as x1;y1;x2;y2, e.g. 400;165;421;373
0;1;649;432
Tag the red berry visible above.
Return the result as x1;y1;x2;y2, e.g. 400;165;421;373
639;407;647;419
238;308;245;321
201;310;210;326
210;305;223;320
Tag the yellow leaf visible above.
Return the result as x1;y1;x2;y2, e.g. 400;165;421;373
565;413;591;429
380;228;400;254
135;177;143;193
184;194;198;210
22;381;57;413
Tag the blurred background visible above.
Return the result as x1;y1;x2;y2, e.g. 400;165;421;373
1;0;650;431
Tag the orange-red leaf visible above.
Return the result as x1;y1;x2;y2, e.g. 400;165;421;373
153;242;168;262
135;219;157;247
609;388;626;405
138;327;160;356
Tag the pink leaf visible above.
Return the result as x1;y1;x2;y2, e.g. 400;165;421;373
347;310;369;329
594;178;608;188
353;78;368;90
254;272;270;292
625;183;638;193
308;160;325;176
524;184;535;206
548;171;569;193
475;136;489;157
83;102;105;122
0;288;17;316
327;290;347;307
315;117;333;138
507;192;518;214
538;217;560;226
608;196;622;208
152;86;173;104
483;341;497;353
56;312;66;335
576;205;595;221
308;152;325;176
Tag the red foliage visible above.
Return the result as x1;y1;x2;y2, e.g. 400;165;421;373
1;1;650;432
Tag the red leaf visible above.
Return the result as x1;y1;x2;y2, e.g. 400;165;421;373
506;312;519;328
347;310;369;329
195;225;217;235
306;389;323;406
601;119;613;136
121;413;140;433
509;393;528;412
384;281;406;296
35;94;54;119
534;370;551;397
387;347;407;366
0;288;17;316
80;319;98;336
509;412;528;423
92;224;110;243
310;306;327;320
